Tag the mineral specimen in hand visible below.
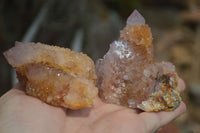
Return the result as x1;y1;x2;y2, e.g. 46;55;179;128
96;10;181;111
4;42;98;109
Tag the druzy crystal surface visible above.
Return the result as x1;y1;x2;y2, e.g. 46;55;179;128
96;10;181;111
4;42;98;109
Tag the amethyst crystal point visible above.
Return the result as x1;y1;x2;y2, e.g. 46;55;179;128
127;10;145;25
96;10;181;112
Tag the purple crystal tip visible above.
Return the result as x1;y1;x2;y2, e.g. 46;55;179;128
127;10;145;25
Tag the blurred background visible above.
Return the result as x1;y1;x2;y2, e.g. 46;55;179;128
0;0;200;132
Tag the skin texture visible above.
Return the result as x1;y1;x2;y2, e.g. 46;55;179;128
0;79;186;133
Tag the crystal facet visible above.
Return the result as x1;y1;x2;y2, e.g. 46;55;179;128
127;10;145;25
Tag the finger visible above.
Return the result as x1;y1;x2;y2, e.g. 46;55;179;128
139;102;186;132
1;88;67;114
0;88;25;100
178;78;185;92
0;88;26;109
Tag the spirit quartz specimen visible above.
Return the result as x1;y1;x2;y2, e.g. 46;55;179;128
96;10;181;111
4;42;98;109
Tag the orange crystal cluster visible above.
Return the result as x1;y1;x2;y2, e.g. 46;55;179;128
3;10;181;112
96;10;181;111
4;42;98;109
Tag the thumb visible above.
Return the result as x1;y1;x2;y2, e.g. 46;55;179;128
139;102;186;132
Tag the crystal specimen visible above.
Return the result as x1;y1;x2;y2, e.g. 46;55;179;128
4;42;98;109
96;10;181;111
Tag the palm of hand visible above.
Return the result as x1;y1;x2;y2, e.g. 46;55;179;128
0;91;185;133
0;80;186;133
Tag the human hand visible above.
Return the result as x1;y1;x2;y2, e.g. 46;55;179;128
0;79;186;133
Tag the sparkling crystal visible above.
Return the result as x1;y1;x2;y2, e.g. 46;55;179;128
96;10;181;111
4;42;98;109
